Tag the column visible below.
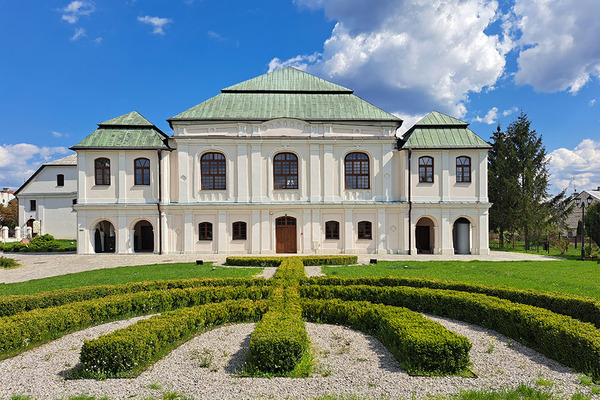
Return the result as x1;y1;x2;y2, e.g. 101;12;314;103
478;151;488;202
310;144;321;202
441;152;449;202
302;209;311;253
381;143;393;202
251;145;264;202
440;211;452;255
251;210;261;254
311;209;321;254
217;210;227;253
344;209;353;253
377;209;387;254
184;210;194;253
117;214;128;254
178;144;190;203
479;210;490;255
261;210;272;254
77;152;86;204
237;144;249;202
118;152;127;203
323;145;334;202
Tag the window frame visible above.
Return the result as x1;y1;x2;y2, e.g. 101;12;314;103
201;152;226;190
273;152;299;190
57;174;64;187
30;200;36;211
198;222;213;241
325;220;340;240
134;158;151;186
344;152;370;189
357;221;372;240
232;221;247;240
94;158;111;186
418;156;434;183
456;156;472;183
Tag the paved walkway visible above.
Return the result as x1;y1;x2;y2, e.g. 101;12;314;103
0;251;561;284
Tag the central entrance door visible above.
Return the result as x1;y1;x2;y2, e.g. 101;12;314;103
276;216;297;253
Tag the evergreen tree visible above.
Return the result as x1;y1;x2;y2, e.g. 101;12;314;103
506;112;550;250
585;202;600;248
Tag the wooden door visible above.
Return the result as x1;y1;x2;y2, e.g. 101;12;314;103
276;216;297;253
415;226;430;254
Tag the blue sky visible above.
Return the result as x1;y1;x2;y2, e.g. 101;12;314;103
1;0;599;194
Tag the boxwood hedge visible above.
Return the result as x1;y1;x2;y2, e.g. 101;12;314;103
225;255;358;267
78;299;267;377
301;284;600;380
301;298;471;375
273;257;306;281
305;276;600;328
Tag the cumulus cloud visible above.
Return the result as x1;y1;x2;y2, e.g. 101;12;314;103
70;27;85;41
61;1;95;24
511;0;600;93
277;0;510;117
547;139;600;194
502;106;519;117
0;144;71;189
138;16;172;35
207;31;224;40
51;131;69;138
473;107;498;124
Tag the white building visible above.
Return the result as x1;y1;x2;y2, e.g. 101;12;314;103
72;67;491;255
14;154;78;239
0;188;15;207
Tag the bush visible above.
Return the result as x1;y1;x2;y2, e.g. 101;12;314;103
0;256;19;269
273;257;306;281
245;286;310;375
2;234;63;253
301;284;600;380
305;276;600;328
0;285;271;360
225;255;358;267
0;277;268;317
301;298;471;375
78;299;267;377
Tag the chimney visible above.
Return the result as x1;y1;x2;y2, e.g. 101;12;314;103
2;188;8;192
597;186;600;191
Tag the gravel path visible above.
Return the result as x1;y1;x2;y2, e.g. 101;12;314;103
0;315;596;400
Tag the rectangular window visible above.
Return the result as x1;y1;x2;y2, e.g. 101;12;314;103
232;221;247;240
30;200;36;211
57;174;64;187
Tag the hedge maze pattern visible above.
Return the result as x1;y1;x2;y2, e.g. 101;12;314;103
0;255;599;381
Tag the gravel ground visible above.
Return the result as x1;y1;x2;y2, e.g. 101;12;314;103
0;315;596;400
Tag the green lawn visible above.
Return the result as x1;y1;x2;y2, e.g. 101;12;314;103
322;260;600;300
0;263;262;296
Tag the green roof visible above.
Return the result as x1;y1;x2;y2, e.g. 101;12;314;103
400;111;490;149
170;67;400;125
72;111;170;150
222;66;353;93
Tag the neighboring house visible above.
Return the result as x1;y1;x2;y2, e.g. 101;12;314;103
14;154;78;239
566;188;600;241
0;188;15;206
72;67;491;255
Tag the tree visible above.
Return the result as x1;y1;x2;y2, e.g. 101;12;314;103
488;125;519;248
505;112;550;250
585;202;600;248
0;201;18;230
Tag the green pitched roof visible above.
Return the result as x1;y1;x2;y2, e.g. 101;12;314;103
72;111;170;150
169;67;400;125
400;111;490;149
222;66;353;93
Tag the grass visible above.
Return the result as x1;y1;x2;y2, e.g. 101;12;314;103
0;263;262;296
322;260;600;300
490;240;599;261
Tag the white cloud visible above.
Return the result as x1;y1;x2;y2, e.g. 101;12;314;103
268;53;320;73
61;1;95;24
138;16;172;35
70;27;86;41
473;107;498;124
547;139;600;194
278;0;510;118
93;37;103;44
207;31;224;40
0;144;71;189
511;0;600;93
502;106;519;117
590;99;597;106
51;131;69;138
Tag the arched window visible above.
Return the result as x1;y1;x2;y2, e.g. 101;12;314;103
419;156;434;183
345;152;369;189
95;158;110;186
57;174;64;187
198;222;213;241
273;152;298;189
201;152;226;190
232;221;247;240
456;156;471;183
134;158;150;185
357;221;372;239
325;221;339;240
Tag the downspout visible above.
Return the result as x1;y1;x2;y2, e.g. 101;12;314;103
407;148;412;255
157;149;163;255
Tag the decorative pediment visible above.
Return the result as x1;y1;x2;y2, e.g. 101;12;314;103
260;119;310;136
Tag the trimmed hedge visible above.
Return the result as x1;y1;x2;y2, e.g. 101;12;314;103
79;299;267;377
301;284;600;380
0;256;19;269
305;276;600;328
0;277;267;317
301;299;471;375
273;257;306;280
245;286;310;374
226;255;358;267
0;285;271;360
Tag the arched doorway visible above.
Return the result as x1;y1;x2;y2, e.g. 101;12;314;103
93;220;115;253
26;219;38;238
276;216;297;253
415;217;435;254
133;220;154;253
453;217;471;254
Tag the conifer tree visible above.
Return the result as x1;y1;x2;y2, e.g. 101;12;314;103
585;202;600;248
